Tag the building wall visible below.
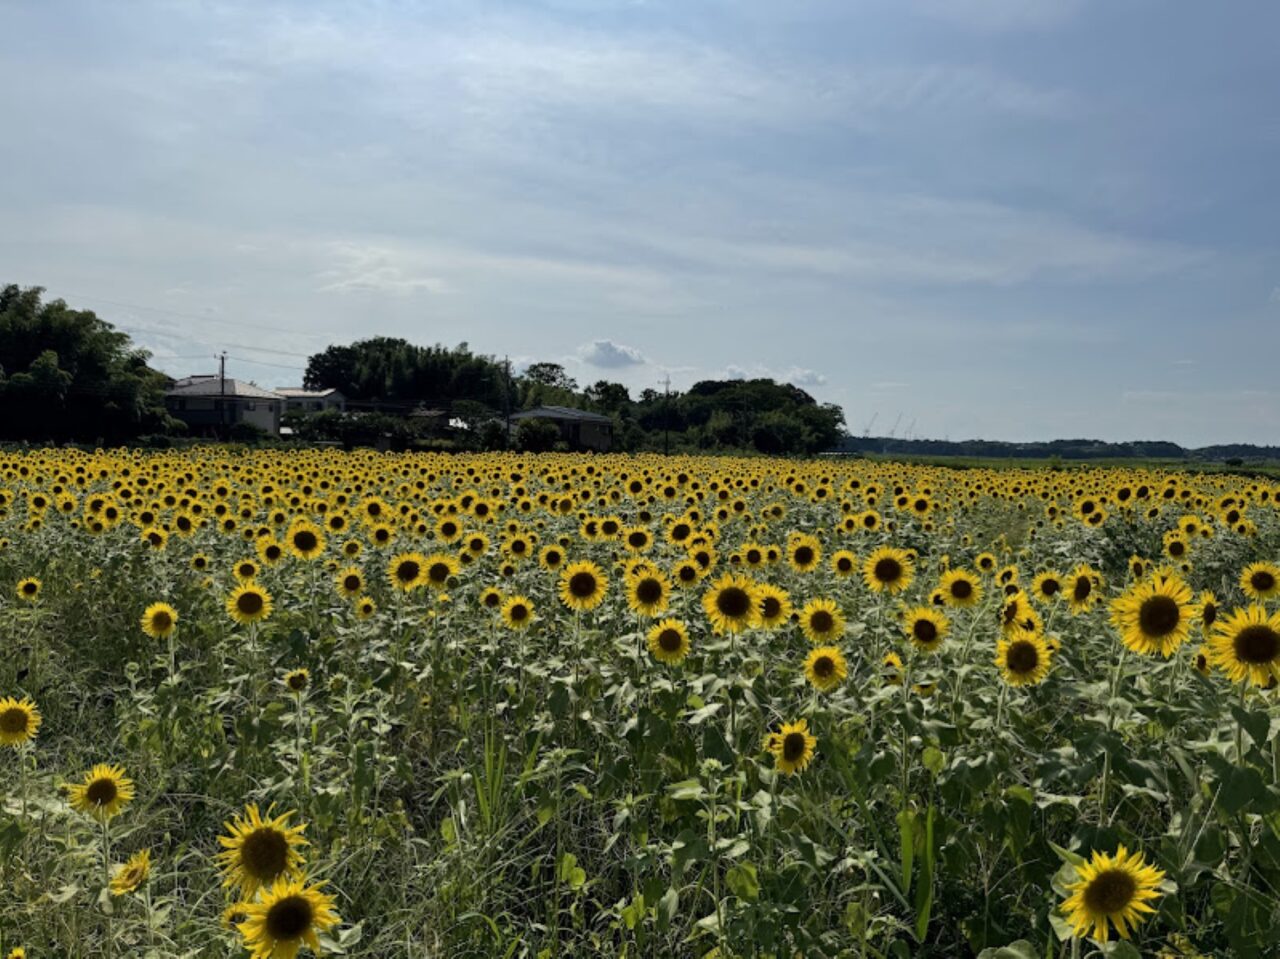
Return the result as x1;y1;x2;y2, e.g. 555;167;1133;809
579;421;612;451
166;396;281;435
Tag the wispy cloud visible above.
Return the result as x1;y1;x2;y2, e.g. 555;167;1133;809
578;339;647;368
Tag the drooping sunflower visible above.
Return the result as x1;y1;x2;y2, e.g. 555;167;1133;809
804;646;848;693
236;876;340;959
139;601;178;639
559;561;609;612
1059;845;1166;941
995;629;1052;687
626;571;670;618
286;520;326;561
904;606;950;654
1240;561;1280;602
0;696;41;747
283;669;310;694
501;595;536;630
881;651;904;685
1197;590;1218;631
1110;575;1197;658
1066;565;1102;614
1192;644;1211;676
227;583;273;625
647;619;691;665
110;848;152;896
799;598;845;644
68;764;135;822
998;590;1042;636
216;804;308;897
864;547;915;594
1208;604;1280;687
787;533;822;573
387;552;427;592
766;719;817;776
1031;570;1065;605
15;577;40;602
702;574;760;633
423;553;460;591
938;568;982;608
335;567;364;598
755;583;793;630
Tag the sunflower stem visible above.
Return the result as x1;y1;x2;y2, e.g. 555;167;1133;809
1236;680;1248;768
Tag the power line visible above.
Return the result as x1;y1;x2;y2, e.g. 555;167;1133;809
56;290;330;340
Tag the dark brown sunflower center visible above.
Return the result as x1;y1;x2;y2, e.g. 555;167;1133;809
658;629;682;652
343;575;361;592
1169;541;1185;556
812;655;834;678
949;579;972;599
241;827;289;881
428;562;451;583
809;610;834;633
510;540;526;554
0;707;29;734
628;532;648;548
793;546;814;566
1006;641;1040;675
509;604;529;621
1082;868;1137;915
782;732;807;762
1234;625;1280;665
1138;595;1181;637
151;611;173;631
746;549;762;564
569;572;598;598
913;619;938;644
1251;571;1276;592
679;566;698;582
86;777;118;806
237;592;265;615
287;673;308;691
1039;579;1060;596
1202;603;1216;627
635;579;663;604
22;582;37;594
760;596;782;619
716;587;752;618
264;894;313;940
836;557;852;572
483;592;501;607
395;561;420;583
1073;577;1092;601
293;531;318;553
441;522;457;536
874;558;902;583
266;545;282;560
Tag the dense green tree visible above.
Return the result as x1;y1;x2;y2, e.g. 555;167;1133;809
0;284;173;442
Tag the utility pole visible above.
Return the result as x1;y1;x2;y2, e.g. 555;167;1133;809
219;351;227;437
661;374;671;456
503;355;512;450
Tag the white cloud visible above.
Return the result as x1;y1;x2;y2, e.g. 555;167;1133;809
719;363;826;388
578;339;647;367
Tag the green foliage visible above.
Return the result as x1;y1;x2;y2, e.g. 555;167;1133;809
0;284;174;442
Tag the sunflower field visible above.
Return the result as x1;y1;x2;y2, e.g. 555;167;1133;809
2;449;1280;958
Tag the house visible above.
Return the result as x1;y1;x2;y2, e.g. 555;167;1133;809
165;375;285;436
510;405;614;451
275;387;347;414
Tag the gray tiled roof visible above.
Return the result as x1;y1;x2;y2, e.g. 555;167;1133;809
168;376;283;400
510;405;612;424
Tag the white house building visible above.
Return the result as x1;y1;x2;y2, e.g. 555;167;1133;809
275;387;347;414
165;375;285;436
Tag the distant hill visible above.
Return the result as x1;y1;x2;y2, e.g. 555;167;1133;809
831;436;1280;463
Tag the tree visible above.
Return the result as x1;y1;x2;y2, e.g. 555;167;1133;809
585;380;631;413
515;418;561;452
522;362;577;392
0;284;174;442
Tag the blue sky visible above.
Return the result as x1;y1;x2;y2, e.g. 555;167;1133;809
2;0;1277;445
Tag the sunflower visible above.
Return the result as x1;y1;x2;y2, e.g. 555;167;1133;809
1208;605;1280;687
755;583;793;629
995;629;1052;686
227;583;273;625
904;606;950;654
236;877;340;959
672;559;703;590
68;763;135;822
15;577;40;602
110;848;152;896
622;526;653;553
1031;571;1065;605
283;669;310;694
0;696;41;747
881;651;904;685
216;804;308;896
647;619;691;665
335;567;364;598
1241;561;1280;601
257;538;286;566
1059;845;1165;941
787;533;822;573
7;948;25;959
626;571;670;618
1192;644;1211;677
975;552;997;574
1197;590;1218;630
139;601;178;639
998;591;1042;636
355;596;377;619
501;595;536;630
423;553;460;590
830;549;858;578
804;646;848;693
799;598;845;644
864;547;914;594
286;520;326;560
538;545;565;570
939;569;982;608
559;561;609;611
387;552;427;592
1066;565;1102;614
703;574;760;633
234;559;260;583
766;719;817;776
1110;575;1197;658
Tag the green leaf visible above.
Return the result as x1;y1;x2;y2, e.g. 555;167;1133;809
725;862;760;900
1231;705;1271;748
976;942;1038;959
897;809;916;892
914;805;935;942
922;746;945;776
